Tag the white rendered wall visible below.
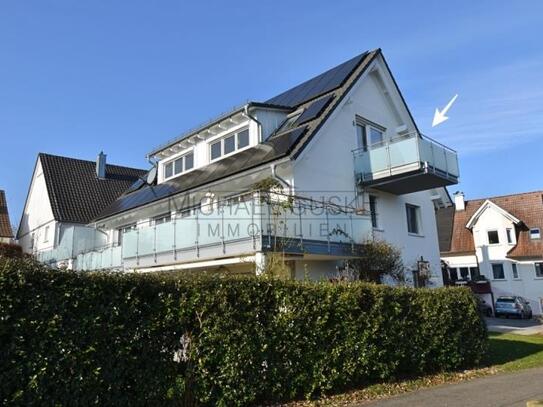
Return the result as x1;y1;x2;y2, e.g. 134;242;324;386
292;56;444;286
18;158;57;253
470;205;543;314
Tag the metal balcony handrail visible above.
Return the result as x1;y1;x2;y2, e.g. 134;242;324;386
352;131;457;156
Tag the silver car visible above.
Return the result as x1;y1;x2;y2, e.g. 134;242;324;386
495;296;533;319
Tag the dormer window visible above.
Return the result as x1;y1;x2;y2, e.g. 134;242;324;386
164;151;194;180
209;128;250;161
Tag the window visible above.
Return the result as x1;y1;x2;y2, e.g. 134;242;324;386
530;228;541;240
43;225;50;242
459;267;470;279
164;162;173;179
470;266;480;279
356;124;367;150
210;141;221;160
179;208;192;218
405;204;421;235
164;151;194;179
535;263;543;278
224;134;235;155
369;127;384;146
117;224;136;245
237;129;249;149
491;263;505;280
30;233;35;249
369;195;378;228
506;228;514;244
209;128;250;161
449;267;458;281
487;230;500;244
154;213;171;225
356;123;385;150
512;263;519;279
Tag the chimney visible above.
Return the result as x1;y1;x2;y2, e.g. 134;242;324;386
454;191;465;211
96;151;107;179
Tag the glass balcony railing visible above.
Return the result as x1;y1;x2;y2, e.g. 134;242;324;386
353;132;459;193
46;195;371;271
36;226;107;266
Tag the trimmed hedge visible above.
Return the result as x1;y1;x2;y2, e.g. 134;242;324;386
0;257;487;406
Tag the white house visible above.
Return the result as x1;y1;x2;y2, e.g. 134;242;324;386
0;190;14;244
437;191;543;314
30;49;459;284
18;153;145;265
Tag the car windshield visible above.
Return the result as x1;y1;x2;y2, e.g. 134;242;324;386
497;298;515;303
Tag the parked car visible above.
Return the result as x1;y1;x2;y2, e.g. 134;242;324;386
478;299;493;317
494;296;532;319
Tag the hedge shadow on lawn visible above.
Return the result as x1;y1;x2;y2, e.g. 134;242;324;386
485;335;543;366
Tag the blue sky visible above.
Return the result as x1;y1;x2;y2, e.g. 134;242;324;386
1;1;543;224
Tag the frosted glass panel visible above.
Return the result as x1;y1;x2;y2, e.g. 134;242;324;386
156;222;174;253
123;230;138;258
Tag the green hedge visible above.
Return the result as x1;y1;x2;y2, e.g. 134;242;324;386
0;257;487;406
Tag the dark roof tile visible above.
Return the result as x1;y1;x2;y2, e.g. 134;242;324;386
0;190;13;238
39;153;146;224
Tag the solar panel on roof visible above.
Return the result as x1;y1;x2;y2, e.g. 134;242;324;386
294;95;334;126
266;52;367;107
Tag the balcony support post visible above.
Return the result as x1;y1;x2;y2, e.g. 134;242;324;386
326;208;331;254
298;200;304;252
173;215;177;261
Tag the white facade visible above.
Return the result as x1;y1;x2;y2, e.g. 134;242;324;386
18;156;104;262
31;51;457;286
442;198;543;315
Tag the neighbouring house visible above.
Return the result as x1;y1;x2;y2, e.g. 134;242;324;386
17;153;146;267
437;191;543;315
29;49;459;284
0;190;14;243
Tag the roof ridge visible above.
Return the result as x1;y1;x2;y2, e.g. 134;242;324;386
39;152;146;173
466;189;543;204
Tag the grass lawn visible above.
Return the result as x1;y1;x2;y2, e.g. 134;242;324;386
487;332;543;372
285;332;543;406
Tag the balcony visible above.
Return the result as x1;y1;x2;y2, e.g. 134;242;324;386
353;132;459;195
36;226;106;266
68;195;371;271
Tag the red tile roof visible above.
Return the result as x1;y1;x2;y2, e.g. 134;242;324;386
436;191;543;259
0;190;13;238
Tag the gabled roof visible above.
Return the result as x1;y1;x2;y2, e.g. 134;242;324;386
465;199;521;229
0;190;13;238
95;50;383;221
37;153;146;225
436;191;543;259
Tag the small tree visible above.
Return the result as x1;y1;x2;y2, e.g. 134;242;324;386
347;240;405;284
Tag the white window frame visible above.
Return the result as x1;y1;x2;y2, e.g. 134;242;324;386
355;116;386;151
511;263;520;280
209;127;250;162
405;203;422;236
506;228;514;244
535;262;543;279
491;263;506;280
530;228;541;240
163;150;195;180
43;225;50;243
487;229;500;245
153;212;171;226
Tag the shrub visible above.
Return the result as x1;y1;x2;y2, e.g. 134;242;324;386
0;257;487;406
0;243;23;259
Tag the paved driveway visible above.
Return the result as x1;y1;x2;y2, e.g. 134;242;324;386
365;367;543;407
486;317;543;335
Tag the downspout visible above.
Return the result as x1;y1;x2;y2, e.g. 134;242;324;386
243;104;263;143
270;163;292;196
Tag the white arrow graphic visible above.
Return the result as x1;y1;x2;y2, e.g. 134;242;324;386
432;94;458;127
